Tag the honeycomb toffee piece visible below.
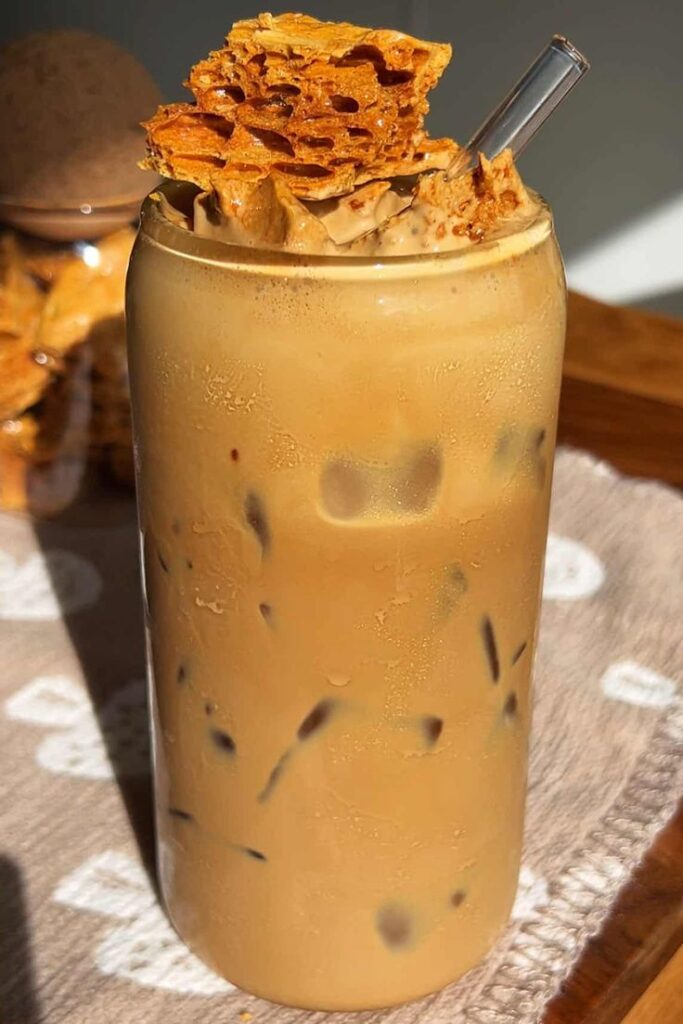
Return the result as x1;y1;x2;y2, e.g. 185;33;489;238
143;13;539;256
143;12;456;200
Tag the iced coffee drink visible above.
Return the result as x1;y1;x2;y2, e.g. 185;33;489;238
127;13;566;1010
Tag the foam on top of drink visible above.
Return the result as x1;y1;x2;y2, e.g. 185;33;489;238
141;12;541;256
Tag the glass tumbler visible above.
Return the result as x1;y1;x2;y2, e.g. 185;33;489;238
126;183;566;1010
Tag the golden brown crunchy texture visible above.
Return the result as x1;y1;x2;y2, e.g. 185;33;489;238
143;12;457;199
0;228;135;514
411;150;533;240
36;229;134;354
0;234;48;421
192;13;450;157
22;242;77;288
338;150;535;255
0;234;44;336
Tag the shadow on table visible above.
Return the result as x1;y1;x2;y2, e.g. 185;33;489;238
0;855;42;1024
34;491;157;886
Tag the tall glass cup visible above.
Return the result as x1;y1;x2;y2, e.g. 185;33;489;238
126;183;566;1011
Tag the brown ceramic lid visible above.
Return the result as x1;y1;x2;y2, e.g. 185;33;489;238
0;29;162;240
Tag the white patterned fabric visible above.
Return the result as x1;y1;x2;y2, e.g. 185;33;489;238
54;852;232;995
0;549;102;621
7;676;149;780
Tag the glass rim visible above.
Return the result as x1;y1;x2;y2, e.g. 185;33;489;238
138;180;554;278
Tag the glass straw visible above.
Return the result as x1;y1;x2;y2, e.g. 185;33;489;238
446;35;590;179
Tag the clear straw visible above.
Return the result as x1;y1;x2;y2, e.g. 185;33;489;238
446;35;590;179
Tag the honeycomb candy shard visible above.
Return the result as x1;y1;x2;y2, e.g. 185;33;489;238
144;13;455;199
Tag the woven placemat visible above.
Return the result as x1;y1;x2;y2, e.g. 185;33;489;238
1;448;682;1024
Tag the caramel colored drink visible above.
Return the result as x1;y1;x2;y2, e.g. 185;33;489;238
126;184;566;1009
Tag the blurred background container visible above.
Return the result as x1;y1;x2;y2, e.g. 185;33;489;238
0;27;160;516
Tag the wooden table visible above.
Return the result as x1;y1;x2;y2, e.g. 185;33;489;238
559;292;683;488
543;292;683;1023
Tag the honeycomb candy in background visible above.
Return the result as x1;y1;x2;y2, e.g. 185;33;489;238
0;228;135;515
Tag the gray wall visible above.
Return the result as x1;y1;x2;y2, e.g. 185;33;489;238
3;1;682;310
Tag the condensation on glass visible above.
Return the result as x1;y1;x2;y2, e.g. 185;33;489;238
126;183;566;1011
